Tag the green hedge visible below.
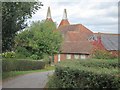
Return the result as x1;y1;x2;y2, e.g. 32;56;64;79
48;59;120;88
2;59;45;72
60;59;119;69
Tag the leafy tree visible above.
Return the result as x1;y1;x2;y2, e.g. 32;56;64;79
14;21;62;59
2;2;43;52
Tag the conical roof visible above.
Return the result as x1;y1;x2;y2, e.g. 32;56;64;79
59;9;70;27
46;7;53;22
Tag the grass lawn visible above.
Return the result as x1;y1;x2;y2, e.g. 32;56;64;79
2;65;55;80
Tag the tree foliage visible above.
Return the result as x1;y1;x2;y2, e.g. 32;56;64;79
14;21;62;59
2;2;43;52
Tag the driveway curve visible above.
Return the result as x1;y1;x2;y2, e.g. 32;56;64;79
2;70;54;88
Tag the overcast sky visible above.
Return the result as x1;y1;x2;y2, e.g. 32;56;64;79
28;0;119;34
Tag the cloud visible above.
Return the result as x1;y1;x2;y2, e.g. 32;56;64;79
28;0;118;34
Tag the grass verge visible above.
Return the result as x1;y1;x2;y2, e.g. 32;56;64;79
2;65;55;80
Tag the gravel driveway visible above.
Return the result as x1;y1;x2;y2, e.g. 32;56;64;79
2;70;54;88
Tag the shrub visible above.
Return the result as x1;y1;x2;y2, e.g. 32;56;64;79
2;59;15;72
43;54;51;66
1;51;16;58
15;46;32;59
93;50;116;59
30;54;39;60
48;60;120;89
47;74;62;88
2;59;45;72
76;59;119;69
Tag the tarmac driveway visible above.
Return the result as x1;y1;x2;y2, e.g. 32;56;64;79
2;70;54;88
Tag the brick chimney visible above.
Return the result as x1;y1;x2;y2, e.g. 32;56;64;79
59;9;70;27
92;32;105;50
46;7;53;22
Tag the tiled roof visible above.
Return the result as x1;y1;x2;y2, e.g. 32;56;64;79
59;19;70;27
58;24;93;34
59;24;93;41
58;24;94;54
60;41;93;54
58;24;119;54
65;31;81;41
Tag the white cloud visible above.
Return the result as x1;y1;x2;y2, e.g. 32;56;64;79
28;0;118;34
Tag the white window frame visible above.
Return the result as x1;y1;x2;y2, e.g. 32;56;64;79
74;54;79;59
80;55;86;59
66;54;71;59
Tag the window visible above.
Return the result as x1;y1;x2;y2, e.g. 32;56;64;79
80;55;86;59
74;55;79;59
66;54;71;59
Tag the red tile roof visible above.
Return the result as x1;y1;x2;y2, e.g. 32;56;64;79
65;31;81;41
59;19;70;27
59;24;93;41
58;24;93;34
58;24;94;54
60;41;93;54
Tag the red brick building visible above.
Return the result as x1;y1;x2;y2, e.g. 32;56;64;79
46;7;119;63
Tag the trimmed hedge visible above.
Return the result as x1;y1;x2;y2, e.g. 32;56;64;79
61;59;119;69
2;59;45;72
48;59;120;88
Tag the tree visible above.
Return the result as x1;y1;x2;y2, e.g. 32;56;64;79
14;21;62;59
2;2;43;52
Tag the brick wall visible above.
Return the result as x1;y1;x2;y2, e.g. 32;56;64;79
54;53;90;63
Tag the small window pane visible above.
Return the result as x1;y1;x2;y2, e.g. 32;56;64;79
80;55;86;59
74;55;79;59
66;54;71;59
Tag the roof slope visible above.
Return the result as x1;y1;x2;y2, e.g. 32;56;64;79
101;34;118;50
59;24;93;41
59;24;94;54
60;41;93;54
58;24;93;34
59;19;70;27
89;33;119;51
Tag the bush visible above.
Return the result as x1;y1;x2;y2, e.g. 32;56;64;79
1;51;16;58
48;59;120;89
2;59;45;72
30;54;39;60
74;59;119;69
43;54;51;66
93;50;117;59
2;59;15;72
15;46;32;59
47;74;62;88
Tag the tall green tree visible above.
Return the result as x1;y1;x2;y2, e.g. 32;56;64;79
2;2;43;52
15;21;62;59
